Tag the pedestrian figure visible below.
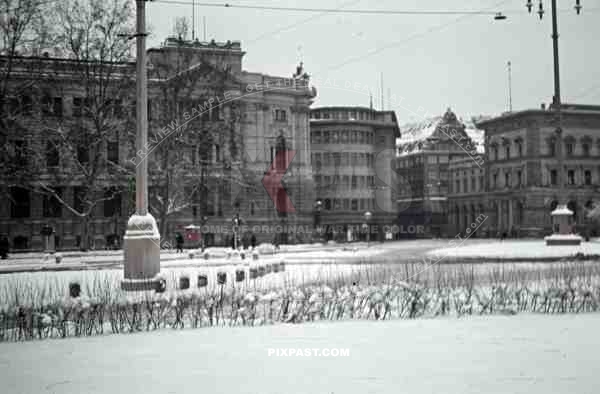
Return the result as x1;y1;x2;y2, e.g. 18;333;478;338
0;235;9;259
175;232;184;253
251;233;257;249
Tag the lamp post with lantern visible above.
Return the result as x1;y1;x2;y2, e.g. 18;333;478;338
496;1;583;245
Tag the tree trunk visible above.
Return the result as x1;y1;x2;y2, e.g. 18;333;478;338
81;215;90;251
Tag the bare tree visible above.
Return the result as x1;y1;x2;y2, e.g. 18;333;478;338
146;37;252;241
2;0;136;250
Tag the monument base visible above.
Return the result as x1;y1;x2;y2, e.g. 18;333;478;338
121;213;161;291
544;234;582;246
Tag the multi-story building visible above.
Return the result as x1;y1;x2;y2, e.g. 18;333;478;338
309;107;400;241
0;37;316;251
395;109;483;238
454;103;600;238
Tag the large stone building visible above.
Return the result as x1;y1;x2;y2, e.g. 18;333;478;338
395;109;483;238
309;107;400;241
1;37;316;251
447;103;600;238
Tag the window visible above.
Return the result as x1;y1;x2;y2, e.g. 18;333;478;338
456;180;460;193
43;188;62;218
492;174;498;189
343;199;349;210
517;170;522;186
11;139;28;166
582;143;590;157
493;146;498;161
214;144;220;162
584;170;592;185
505;145;510;159
313;132;321;144
10;187;30;218
548;140;556;156
517;141;523;157
21;95;32;115
147;99;153;120
351;199;358;211
323;131;330;143
505;172;511;188
74;187;86;213
351;176;357;189
324;199;331;210
550;170;558;185
73;97;83;117
77;142;89;164
42;96;52;115
471;177;476;191
379;135;386;145
275;109;287;122
566;142;574;156
568;170;575;185
46;140;59;167
107;141;119;163
103;188;122;217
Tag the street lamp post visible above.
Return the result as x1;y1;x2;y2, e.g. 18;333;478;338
314;199;322;243
499;2;583;245
121;0;161;291
232;213;240;250
524;0;583;245
364;211;372;247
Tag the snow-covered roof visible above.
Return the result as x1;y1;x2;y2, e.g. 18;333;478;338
396;109;486;156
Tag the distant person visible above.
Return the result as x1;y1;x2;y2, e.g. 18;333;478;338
251;233;257;249
175;232;184;253
0;235;9;259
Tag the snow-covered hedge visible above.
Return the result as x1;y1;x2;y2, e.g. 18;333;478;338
2;261;600;342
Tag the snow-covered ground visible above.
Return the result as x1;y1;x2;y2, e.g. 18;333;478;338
0;244;386;274
1;313;597;394
427;239;600;260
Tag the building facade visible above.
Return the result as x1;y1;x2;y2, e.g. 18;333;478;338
309;107;400;242
1;37;317;251
395;109;483;238
448;104;600;238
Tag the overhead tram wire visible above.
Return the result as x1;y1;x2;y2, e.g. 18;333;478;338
152;1;600;15
152;1;504;16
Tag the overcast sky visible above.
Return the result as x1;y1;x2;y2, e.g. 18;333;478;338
147;0;600;124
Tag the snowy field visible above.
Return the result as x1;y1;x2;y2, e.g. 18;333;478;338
427;239;600;260
1;313;598;394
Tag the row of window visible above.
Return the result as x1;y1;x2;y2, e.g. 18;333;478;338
311;130;382;145
451;176;486;194
315;175;376;189
312;152;376;168
546;169;594;186
317;198;376;211
490;138;600;161
5;94;226;122
312;110;376;121
9;187;122;219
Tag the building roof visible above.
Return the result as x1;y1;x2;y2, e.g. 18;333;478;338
397;109;485;156
310;106;400;138
475;103;600;129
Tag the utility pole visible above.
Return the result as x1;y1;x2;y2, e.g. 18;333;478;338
122;0;161;290
192;0;195;40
